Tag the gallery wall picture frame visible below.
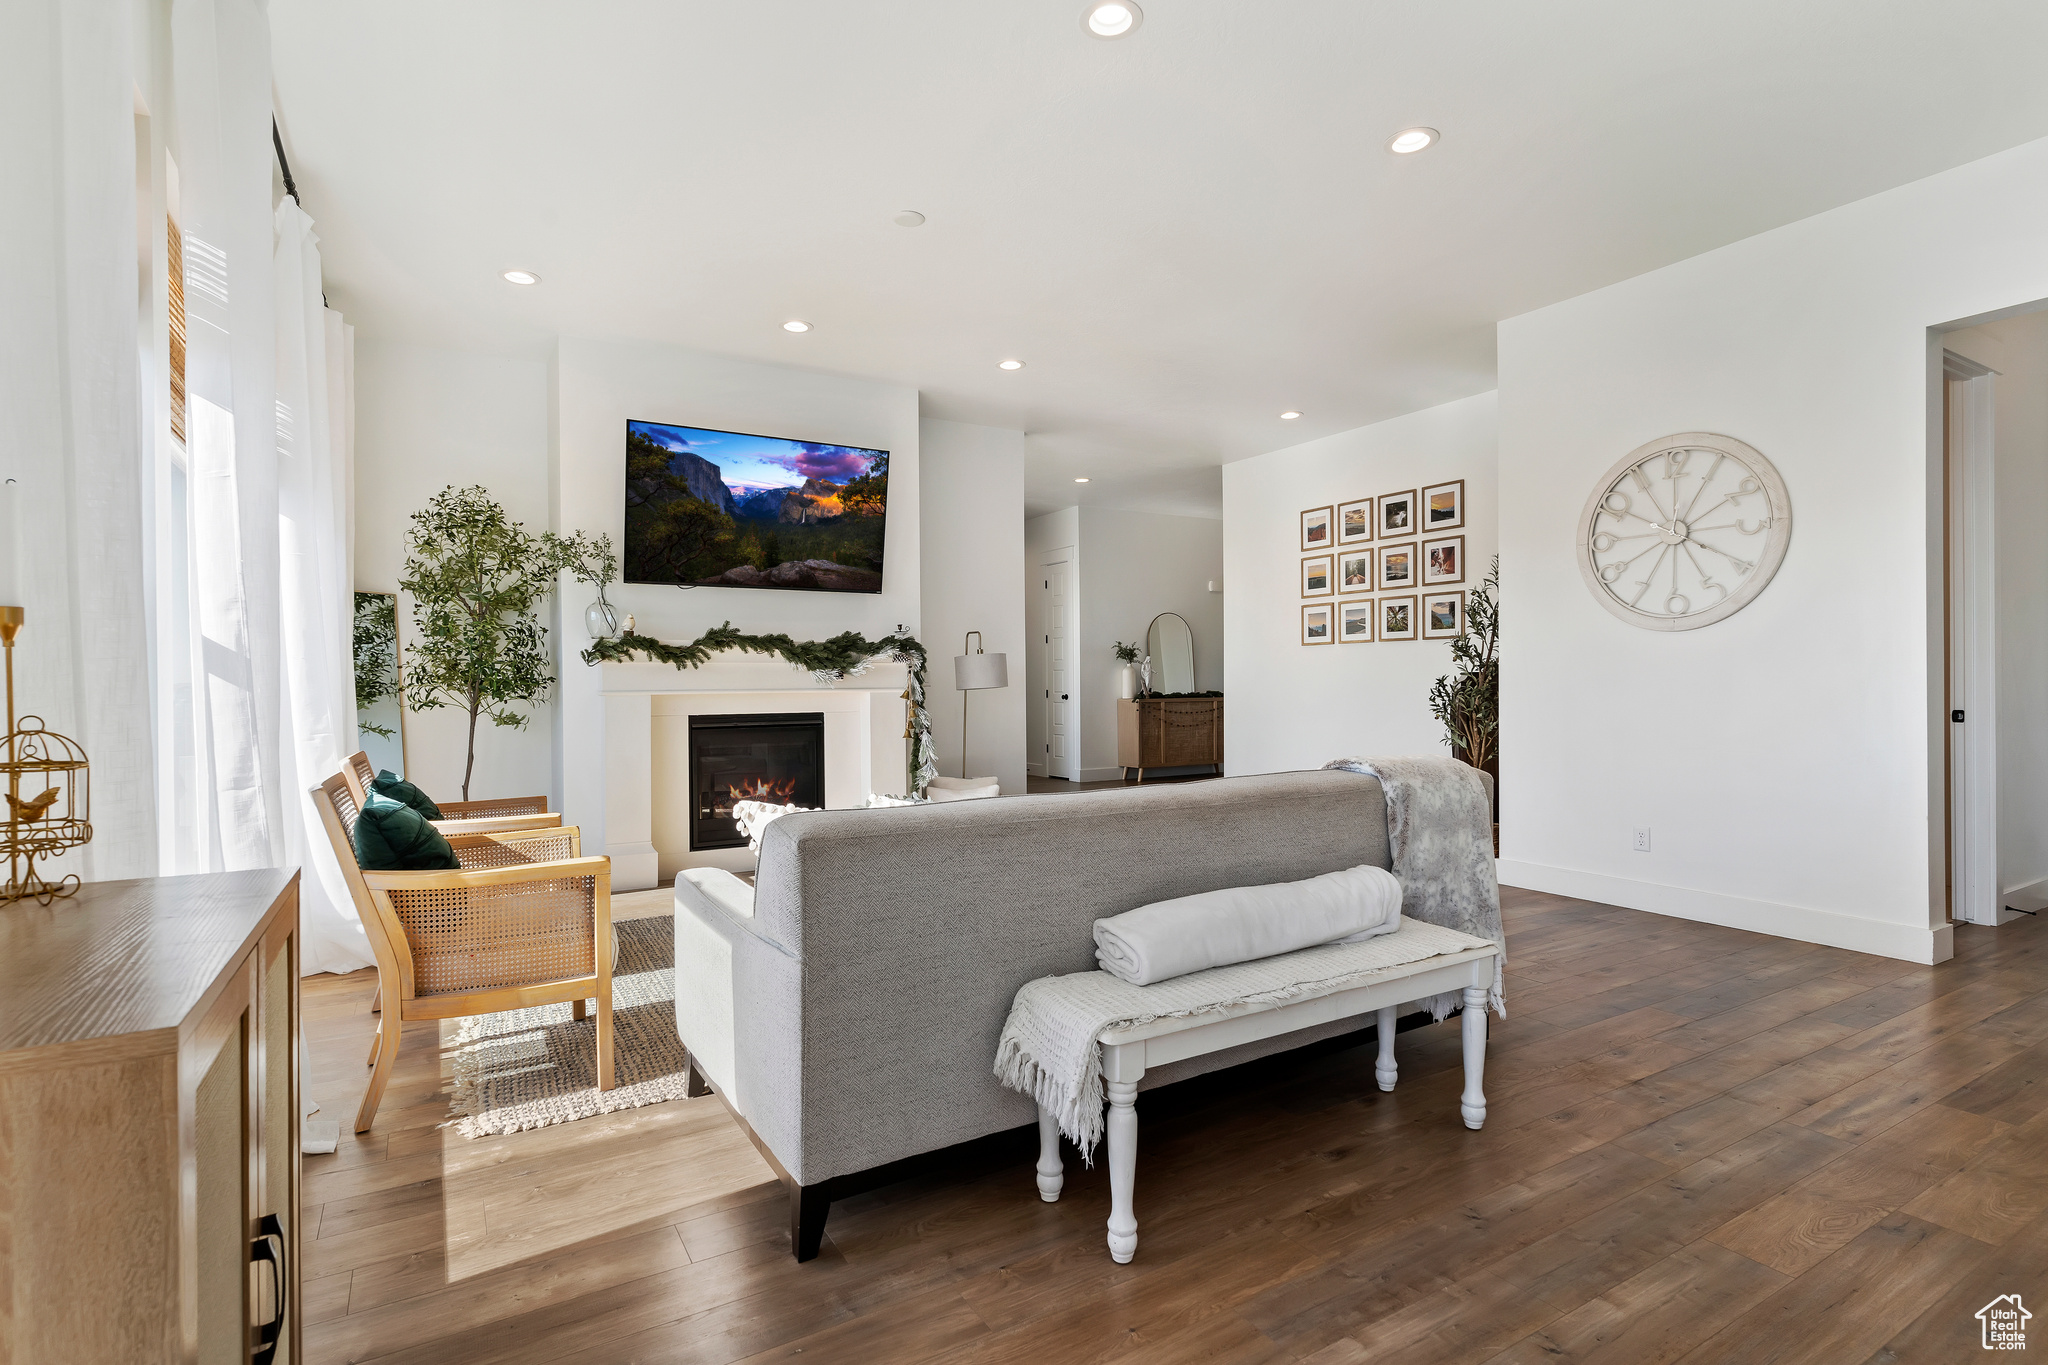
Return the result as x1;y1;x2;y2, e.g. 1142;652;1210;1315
1301;602;1334;645
1337;497;1375;545
1380;595;1418;642
1338;597;1375;643
1421;478;1466;531
1301;554;1335;597
1377;540;1417;591
1422;590;1466;640
1301;505;1334;551
1421;533;1465;586
1338;550;1374;591
1379;489;1417;537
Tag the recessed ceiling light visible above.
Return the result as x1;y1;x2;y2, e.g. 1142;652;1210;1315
998;359;1025;370
1388;127;1438;155
1074;477;1091;483
1083;1;1142;38
893;210;926;227
502;269;540;285
1280;411;1302;420
782;320;812;333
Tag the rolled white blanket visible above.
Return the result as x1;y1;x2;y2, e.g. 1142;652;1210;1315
1092;864;1403;985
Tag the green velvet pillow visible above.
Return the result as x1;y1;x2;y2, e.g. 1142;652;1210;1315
369;769;443;821
352;793;460;871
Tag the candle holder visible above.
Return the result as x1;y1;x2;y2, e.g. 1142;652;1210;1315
0;607;92;904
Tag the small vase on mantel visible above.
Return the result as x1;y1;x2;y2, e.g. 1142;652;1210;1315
1117;664;1137;700
585;598;620;640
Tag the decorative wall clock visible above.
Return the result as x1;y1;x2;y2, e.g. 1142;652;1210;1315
1577;431;1791;631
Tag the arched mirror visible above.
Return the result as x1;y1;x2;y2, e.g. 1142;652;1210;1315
354;591;407;777
1146;612;1195;695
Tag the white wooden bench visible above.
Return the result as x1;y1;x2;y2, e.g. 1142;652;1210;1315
1032;941;1501;1263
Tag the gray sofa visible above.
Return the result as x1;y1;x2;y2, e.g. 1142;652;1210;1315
673;768;1403;1260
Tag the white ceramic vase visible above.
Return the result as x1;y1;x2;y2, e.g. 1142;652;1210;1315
1117;663;1137;699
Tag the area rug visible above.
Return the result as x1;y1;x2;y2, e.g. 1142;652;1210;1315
446;914;697;1137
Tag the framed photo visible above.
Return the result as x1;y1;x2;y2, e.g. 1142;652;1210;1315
1300;505;1334;551
1379;595;1417;642
1337;497;1374;545
1301;602;1334;645
1338;597;1375;643
1379;489;1417;536
1421;534;1464;586
1338;550;1374;591
1377;541;1417;590
1421;478;1466;531
1422;590;1466;640
1301;554;1335;598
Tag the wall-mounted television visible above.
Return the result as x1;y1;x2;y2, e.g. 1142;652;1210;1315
624;420;888;593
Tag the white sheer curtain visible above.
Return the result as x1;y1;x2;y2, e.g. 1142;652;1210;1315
275;202;371;974
154;0;369;972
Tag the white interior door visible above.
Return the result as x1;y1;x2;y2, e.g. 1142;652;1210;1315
1043;557;1077;780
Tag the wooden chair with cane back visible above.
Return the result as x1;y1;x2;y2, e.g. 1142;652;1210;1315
312;771;614;1131
345;749;562;836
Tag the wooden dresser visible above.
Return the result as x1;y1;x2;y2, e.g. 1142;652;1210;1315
1116;696;1224;781
0;869;301;1364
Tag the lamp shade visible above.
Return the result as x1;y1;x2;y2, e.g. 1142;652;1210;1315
954;651;1009;691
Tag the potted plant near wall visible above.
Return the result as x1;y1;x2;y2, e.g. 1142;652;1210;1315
1112;641;1143;700
1429;556;1499;852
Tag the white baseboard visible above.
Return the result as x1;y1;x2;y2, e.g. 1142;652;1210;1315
1497;859;1953;965
2002;874;2048;900
1027;761;1045;777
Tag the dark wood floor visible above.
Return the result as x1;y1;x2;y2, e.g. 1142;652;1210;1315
301;889;2048;1364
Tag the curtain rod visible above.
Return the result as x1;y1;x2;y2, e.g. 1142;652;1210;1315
272;118;301;204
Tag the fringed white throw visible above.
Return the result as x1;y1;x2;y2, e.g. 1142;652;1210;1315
995;917;1494;1160
1323;755;1506;1020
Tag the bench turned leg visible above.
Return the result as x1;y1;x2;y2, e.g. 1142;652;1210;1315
1374;1005;1398;1091
1105;1080;1139;1263
1460;985;1489;1129
1036;1107;1064;1202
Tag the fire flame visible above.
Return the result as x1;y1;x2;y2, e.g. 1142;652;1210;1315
726;778;798;803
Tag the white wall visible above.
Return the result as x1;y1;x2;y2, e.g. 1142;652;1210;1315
352;339;554;803
1222;393;1498;776
1076;508;1223;780
1025;507;1080;776
550;336;920;864
1944;311;2048;900
1496;134;2048;965
920;418;1027;793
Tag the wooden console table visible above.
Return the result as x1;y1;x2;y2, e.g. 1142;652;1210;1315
0;869;302;1362
1116;696;1223;781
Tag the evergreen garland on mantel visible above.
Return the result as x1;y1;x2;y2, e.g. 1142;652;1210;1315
582;624;936;794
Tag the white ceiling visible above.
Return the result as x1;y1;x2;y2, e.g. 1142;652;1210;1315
270;0;2048;516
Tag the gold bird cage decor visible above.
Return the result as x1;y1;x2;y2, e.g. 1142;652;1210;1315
0;607;91;904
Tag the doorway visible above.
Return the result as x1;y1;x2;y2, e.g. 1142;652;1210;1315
1039;554;1079;780
1943;350;1996;926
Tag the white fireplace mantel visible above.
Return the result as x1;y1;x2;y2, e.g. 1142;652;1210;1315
560;652;912;890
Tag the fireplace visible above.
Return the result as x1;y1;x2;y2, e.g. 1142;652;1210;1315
687;712;826;851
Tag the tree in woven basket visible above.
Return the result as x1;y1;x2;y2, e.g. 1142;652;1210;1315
1428;555;1499;773
399;486;585;800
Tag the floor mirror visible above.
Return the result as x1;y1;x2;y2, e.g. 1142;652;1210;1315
354;591;407;777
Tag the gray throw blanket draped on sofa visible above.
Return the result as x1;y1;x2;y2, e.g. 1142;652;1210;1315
1322;755;1505;1019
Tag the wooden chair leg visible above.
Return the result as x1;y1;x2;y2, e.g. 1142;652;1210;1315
572;998;587;1022
370;985;381;1013
595;985;615;1092
356;1009;401;1132
366;1017;383;1069
686;1053;713;1098
791;1182;830;1262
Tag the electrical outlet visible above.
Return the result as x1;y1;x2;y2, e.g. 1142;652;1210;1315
1633;827;1652;853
